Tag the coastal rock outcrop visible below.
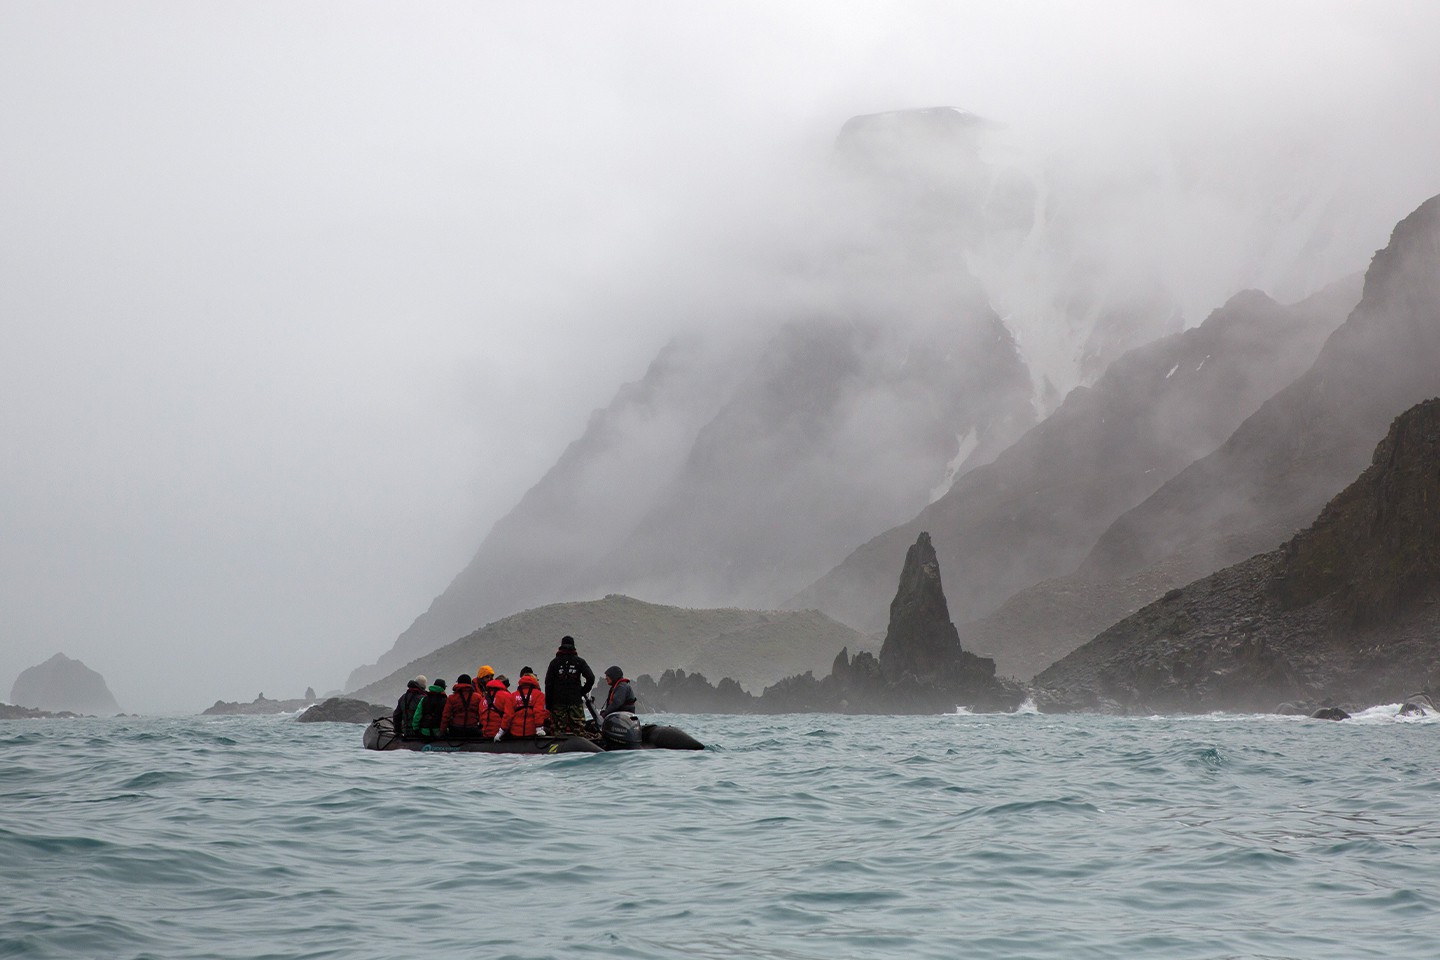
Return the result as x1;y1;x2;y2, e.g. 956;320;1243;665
633;533;1023;713
877;533;997;689
202;691;320;716
1034;399;1440;714
0;702;76;719
761;532;1023;713
9;653;121;716
296;698;390;724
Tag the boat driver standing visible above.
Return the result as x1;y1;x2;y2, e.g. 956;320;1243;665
544;635;594;736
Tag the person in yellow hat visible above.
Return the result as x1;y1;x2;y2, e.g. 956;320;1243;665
474;665;495;687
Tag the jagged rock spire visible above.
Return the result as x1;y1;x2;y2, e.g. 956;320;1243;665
878;532;967;681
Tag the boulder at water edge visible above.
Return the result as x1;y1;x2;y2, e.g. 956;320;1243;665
296;698;390;724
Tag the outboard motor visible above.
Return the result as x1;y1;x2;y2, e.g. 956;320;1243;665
601;711;643;749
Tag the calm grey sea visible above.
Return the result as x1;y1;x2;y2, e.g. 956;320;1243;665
3;708;1438;960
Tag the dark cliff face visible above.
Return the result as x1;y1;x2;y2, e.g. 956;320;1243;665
10;653;121;715
1276;398;1440;624
791;278;1354;651
1035;399;1440;714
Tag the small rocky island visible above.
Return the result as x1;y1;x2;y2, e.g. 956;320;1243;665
1035;398;1440;714
9;653;121;716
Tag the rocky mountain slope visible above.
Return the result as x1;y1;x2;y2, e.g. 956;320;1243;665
10;653;120;715
965;193;1440;679
581;310;1033;612
349;594;867;705
791;280;1356;642
1034;398;1440;713
349;108;1392;691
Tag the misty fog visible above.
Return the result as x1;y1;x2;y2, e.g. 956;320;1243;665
3;2;1439;712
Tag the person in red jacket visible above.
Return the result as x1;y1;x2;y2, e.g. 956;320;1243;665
479;677;512;739
501;672;549;738
440;674;484;735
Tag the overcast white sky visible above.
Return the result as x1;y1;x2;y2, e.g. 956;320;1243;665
3;2;1439;713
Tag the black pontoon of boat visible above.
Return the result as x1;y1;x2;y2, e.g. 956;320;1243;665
363;711;703;753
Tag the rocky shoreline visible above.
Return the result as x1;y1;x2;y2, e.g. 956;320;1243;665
1034;399;1440;716
0;702;80;719
201;693;320;716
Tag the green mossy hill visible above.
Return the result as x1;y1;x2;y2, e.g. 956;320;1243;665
350;595;868;704
1035;399;1440;714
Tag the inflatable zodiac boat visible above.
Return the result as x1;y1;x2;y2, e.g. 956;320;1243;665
363;711;704;754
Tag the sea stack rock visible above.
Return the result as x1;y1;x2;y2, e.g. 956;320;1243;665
1035;398;1440;714
10;653;121;715
754;533;1022;713
873;532;1017;711
879;532;968;681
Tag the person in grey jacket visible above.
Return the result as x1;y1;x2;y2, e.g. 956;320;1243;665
601;665;637;717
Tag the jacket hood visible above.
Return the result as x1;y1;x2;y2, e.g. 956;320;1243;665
517;674;541;690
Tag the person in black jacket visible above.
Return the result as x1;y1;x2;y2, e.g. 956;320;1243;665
544;636;594;735
392;675;427;737
412;679;447;738
602;665;636;717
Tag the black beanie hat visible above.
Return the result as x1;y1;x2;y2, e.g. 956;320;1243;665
560;635;576;650
457;674;472;685
605;665;623;681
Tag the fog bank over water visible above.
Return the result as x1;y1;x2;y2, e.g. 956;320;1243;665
2;2;1438;712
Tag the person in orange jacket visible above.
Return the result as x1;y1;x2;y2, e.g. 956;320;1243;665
479;677;512;740
501;672;549;738
440;674;484;735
